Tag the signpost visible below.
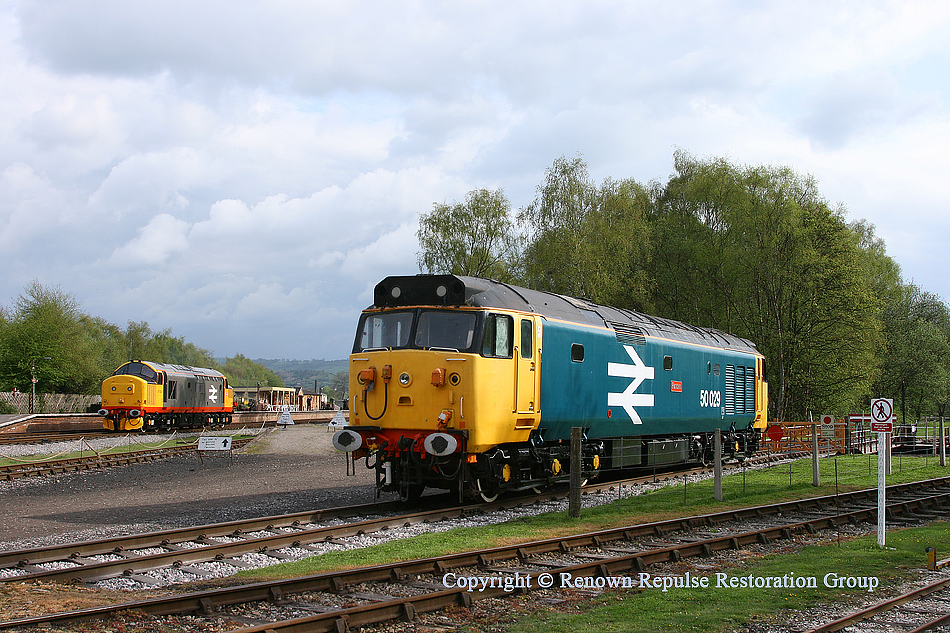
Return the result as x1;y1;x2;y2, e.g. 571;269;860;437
197;436;233;451
197;435;235;465
870;398;893;548
871;398;893;433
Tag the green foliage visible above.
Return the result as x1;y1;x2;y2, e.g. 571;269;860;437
874;283;950;418
518;155;653;308
219;354;285;388
416;188;522;282
651;152;883;419
0;280;97;393
123;321;217;368
0;280;278;396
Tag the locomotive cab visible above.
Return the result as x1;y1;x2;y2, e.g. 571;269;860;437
337;276;590;502
99;361;162;431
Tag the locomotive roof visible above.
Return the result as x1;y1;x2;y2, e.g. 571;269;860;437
120;360;226;378
373;274;760;353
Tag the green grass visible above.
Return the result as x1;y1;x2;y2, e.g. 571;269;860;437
509;522;949;633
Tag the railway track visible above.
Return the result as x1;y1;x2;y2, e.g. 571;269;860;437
0;431;105;445
0;453;800;586
0;473;688;585
804;576;950;632
0;436;254;481
0;422;272;446
2;476;949;632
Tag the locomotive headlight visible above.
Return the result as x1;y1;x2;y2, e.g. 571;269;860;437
390;285;401;298
398;371;411;386
449;373;461;386
332;429;363;452
436;284;447;297
424;432;458;456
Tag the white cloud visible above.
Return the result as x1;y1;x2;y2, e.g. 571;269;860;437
108;213;190;266
2;1;950;359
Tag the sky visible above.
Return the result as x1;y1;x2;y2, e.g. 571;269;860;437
2;1;949;361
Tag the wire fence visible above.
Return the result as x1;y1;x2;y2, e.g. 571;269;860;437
616;442;949;513
0;392;100;414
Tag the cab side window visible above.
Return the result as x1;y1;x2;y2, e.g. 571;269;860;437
520;319;533;358
482;314;513;358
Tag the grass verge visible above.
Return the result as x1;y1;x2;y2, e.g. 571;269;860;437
508;522;948;633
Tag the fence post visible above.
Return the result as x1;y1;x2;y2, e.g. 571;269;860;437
569;427;582;518
714;429;722;501
812;424;820;486
940;419;946;468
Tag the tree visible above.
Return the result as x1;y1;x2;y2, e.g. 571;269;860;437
219;354;285;387
873;284;950;419
329;370;348;400
0;281;95;393
416;188;521;281
519;155;653;308
651;151;882;419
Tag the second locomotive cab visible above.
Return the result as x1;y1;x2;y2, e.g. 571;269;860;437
333;275;769;501
99;360;234;431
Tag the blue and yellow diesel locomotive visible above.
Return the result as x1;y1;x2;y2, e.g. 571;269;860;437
333;275;768;501
99;360;234;432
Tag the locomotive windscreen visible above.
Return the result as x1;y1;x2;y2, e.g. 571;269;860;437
355;310;478;352
112;361;159;383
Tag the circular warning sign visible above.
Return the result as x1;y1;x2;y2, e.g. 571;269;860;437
870;398;893;432
766;424;784;442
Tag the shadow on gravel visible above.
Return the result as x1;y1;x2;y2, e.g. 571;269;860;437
23;484;383;528
1;452;386;533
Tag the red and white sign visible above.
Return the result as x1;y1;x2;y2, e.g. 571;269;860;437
820;414;835;438
870;398;893;433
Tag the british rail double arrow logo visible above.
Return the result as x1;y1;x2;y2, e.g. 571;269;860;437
607;345;655;424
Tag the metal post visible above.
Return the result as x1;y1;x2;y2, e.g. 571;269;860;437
886;431;892;475
812;423;820;487
714;429;722;501
30;361;36;414
569;427;582;518
877;432;886;548
940;419;946;468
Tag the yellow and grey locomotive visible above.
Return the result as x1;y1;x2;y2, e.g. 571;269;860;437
99;360;234;431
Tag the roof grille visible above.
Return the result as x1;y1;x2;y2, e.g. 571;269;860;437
610;322;646;346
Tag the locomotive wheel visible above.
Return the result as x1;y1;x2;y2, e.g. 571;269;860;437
475;479;499;503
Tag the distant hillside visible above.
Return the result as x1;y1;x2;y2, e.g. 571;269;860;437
253;358;348;392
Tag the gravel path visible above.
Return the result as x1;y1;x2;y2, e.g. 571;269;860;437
0;424;379;549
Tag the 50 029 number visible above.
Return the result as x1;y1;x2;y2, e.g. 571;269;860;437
700;390;721;408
